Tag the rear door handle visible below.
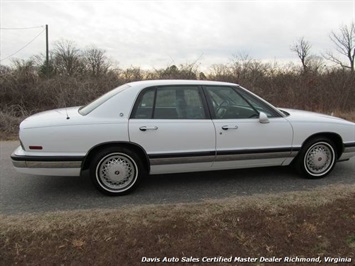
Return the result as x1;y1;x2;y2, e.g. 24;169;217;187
139;126;158;131
222;125;238;130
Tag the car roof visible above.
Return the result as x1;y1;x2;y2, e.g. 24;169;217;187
127;79;238;88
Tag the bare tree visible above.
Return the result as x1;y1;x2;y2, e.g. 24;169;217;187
155;63;198;80
230;53;267;83
209;64;232;80
11;59;38;83
0;64;11;75
158;65;179;79
53;40;84;76
84;46;110;77
307;55;326;73
121;66;144;82
290;37;312;73
32;53;56;78
324;22;355;72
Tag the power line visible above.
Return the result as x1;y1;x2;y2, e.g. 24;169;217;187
0;28;45;62
0;26;44;30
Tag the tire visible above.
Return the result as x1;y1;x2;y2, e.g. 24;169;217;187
90;147;145;196
296;137;337;179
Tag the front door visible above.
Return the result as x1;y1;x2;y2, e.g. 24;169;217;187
204;85;293;170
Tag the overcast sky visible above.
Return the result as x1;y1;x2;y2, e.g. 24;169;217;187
0;0;354;70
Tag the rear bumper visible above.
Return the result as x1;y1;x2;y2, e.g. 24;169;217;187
11;146;84;176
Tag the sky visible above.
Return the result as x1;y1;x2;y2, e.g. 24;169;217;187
0;0;354;70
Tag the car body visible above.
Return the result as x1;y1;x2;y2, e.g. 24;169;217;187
11;80;355;195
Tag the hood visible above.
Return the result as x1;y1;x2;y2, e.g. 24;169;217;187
280;108;354;125
20;106;82;129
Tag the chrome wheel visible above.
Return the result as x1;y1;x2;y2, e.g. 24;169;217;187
96;153;138;193
303;141;335;177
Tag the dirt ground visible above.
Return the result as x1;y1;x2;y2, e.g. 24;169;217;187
1;185;354;266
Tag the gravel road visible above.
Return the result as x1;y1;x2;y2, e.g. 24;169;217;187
1;141;354;215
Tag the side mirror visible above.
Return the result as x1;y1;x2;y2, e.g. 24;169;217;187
259;112;269;124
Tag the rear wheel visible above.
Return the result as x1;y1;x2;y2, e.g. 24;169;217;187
90;147;145;195
296;137;337;179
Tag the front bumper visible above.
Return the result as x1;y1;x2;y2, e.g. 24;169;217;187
339;142;355;161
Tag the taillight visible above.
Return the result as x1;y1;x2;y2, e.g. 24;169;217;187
29;146;43;150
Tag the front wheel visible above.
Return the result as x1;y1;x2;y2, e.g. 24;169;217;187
296;137;337;179
90;147;145;195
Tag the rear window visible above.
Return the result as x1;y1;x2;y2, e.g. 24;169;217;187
79;84;130;115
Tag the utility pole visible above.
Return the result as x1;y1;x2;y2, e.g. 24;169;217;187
46;24;49;77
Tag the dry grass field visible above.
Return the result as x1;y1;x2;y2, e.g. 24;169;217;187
1;185;355;265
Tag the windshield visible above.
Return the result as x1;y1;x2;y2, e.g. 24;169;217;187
79;84;131;115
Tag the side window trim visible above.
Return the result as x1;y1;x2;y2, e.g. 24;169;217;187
151;87;157;119
201;85;217;119
130;86;156;119
130;85;211;120
197;86;211;120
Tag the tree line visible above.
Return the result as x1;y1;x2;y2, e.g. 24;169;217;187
0;22;354;135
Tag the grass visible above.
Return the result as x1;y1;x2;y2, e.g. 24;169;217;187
1;184;355;265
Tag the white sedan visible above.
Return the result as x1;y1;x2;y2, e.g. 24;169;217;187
11;80;355;195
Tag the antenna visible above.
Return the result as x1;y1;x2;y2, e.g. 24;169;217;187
66;107;70;120
62;94;70;120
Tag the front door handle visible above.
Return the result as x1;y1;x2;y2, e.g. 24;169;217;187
222;125;238;130
139;126;158;131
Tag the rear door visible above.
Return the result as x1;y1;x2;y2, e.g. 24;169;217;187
129;85;216;174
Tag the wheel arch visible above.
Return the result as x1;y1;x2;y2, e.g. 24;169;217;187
81;141;150;173
300;132;344;159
